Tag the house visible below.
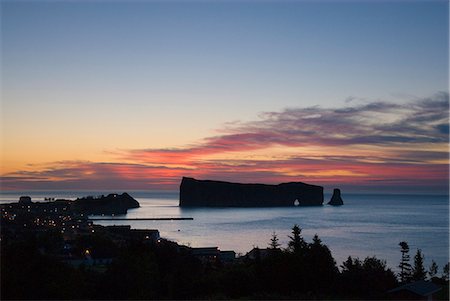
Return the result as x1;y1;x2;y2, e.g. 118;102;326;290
65;257;113;268
246;247;280;261
219;250;236;263
64;248;113;268
388;280;442;301
130;229;160;242
105;225;131;235
104;225;160;243
190;247;220;263
18;196;32;205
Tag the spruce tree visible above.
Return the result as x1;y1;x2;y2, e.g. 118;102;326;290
287;224;307;253
398;241;412;283
412;249;426;281
269;232;281;249
428;260;438;279
443;262;449;281
312;233;322;245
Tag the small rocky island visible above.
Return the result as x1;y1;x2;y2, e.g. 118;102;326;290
7;193;140;215
179;177;324;207
328;188;344;206
72;193;140;215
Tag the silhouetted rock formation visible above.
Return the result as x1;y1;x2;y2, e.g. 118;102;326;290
72;193;140;215
179;177;323;207
328;188;344;206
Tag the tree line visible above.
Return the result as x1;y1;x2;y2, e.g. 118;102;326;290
1;224;449;300
398;240;449;283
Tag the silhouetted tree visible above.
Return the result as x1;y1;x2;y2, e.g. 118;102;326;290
398;241;412;283
269;232;280;250
412;249;426;281
287;224;306;254
339;256;397;299
311;233;322;245
428;260;438;279
341;256;362;273
443;262;449;281
303;233;338;295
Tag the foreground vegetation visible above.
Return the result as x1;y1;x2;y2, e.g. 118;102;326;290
1;225;448;300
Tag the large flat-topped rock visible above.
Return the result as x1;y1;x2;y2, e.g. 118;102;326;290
179;177;323;207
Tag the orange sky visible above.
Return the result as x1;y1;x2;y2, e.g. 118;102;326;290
2;94;449;193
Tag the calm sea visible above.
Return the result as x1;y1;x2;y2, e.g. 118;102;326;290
1;191;448;272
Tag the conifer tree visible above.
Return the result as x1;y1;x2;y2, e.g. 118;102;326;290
443;262;449;281
398;241;412;283
341;256;362;273
428;260;438;279
287;224;307;253
312;234;322;245
412;249;426;281
269;232;281;249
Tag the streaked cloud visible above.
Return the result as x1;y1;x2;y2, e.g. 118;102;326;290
1;161;191;190
126;92;448;163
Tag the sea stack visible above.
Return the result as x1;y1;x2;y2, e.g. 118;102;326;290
328;188;344;206
179;177;323;207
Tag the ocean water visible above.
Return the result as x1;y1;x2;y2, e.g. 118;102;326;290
1;191;448;272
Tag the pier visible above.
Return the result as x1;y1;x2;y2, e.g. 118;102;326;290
88;217;193;221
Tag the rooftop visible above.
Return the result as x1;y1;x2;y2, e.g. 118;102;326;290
388;280;442;297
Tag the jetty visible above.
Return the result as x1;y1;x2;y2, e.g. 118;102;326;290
88;217;193;221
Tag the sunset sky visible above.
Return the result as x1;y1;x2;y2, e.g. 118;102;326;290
1;0;449;193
